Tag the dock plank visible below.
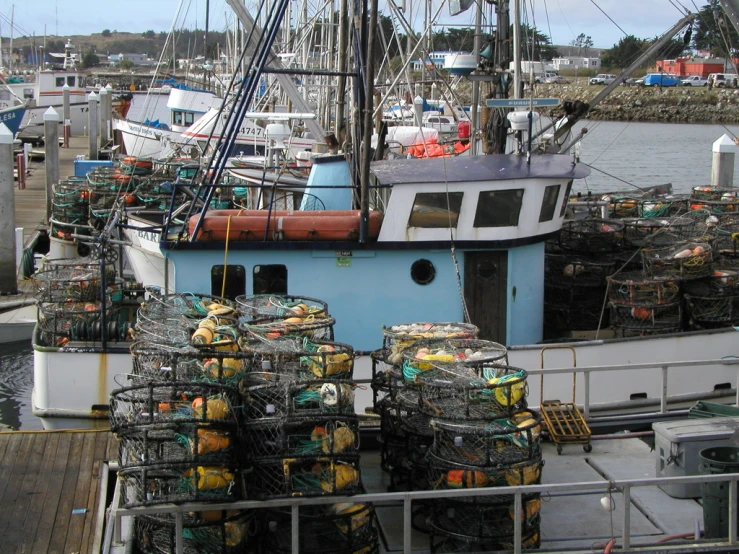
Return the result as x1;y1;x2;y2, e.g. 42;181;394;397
82;432;114;552
1;433;49;545
47;432;85;553
30;432;72;554
14;432;61;554
0;433;35;526
63;432;97;553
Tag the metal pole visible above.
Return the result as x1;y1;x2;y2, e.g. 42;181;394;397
88;91;98;160
43;106;60;221
470;0;482;154
660;365;668;414
0;123;17;294
98;86;108;151
403;497;412;554
622;484;631;549
291;504;299;553
62;83;70;147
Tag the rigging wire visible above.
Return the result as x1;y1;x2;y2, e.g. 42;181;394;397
585;164;647;192
588;0;629;37
587;121;632;165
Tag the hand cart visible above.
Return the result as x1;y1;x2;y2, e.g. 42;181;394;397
539;346;592;455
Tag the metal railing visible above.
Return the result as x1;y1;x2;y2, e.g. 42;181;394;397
106;471;739;554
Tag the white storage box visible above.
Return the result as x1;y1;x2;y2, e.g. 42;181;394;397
654;417;739;498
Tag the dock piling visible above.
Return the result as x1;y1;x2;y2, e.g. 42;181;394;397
88;91;99;161
98;86;107;151
62;83;70;148
0;122;17;294
44;107;60;221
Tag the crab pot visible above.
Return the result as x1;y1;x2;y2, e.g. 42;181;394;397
429;527;540;553
545;253;616;287
371;348;405;404
117;424;241;469
426;451;543;498
239;337;354;379
692;186;739;202
609;301;683;337
37;298;118;342
429;412;541;467
86;168;141;190
427;495;541;541
400;338;509;370
246;456;362;499
119;462;244;508
545;280;610;331
607;272;682;306
684;269;739;295
643;242;713;280
243;415;359;459
558;219;625;253
621;217;686;248
235;294;329;321
639;196;689;218
32;265;118;302
381;322;479;349
134;510;254;554
261;504;379;554
607;196;641;218
685;293;739;329
242;377;356;419
689;197;739;215
414;365;529;420
109;380;241;432
119;155;155;175
239;315;335;342
130;344;250;385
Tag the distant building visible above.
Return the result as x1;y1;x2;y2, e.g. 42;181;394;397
655;57;724;77
109;53;157;67
412;51;469;72
551;57;600;71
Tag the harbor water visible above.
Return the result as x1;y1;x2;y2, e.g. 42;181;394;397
2;119;739;430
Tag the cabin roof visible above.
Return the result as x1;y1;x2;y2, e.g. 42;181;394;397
370;154;590;185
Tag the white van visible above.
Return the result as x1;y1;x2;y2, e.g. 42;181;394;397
708;73;738;88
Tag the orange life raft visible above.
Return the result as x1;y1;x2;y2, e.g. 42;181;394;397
189;210;384;241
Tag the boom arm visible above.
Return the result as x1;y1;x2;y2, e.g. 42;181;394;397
718;0;739;36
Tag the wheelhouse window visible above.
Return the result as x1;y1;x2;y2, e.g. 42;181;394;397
55;77;65;87
0;90;9;101
408;192;463;228
559;180;574;217
66;76;76;87
23;88;33;99
253;264;287;295
173;110;196;127
474;189;524;227
211;265;245;300
539;184;561;222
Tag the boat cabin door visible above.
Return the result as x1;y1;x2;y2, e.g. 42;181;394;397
464;251;507;344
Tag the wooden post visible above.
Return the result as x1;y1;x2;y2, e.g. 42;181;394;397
88;91;99;160
98;86;107;150
0;123;17;294
712;134;736;188
62;82;70;147
44;107;60;220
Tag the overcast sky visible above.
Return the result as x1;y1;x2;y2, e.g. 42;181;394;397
0;0;708;50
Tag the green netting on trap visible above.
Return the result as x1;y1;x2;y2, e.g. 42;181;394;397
238;314;335;341
689;198;739;215
130;342;248;385
685;292;739;328
262;504;379;554
412;365;529;420
606;195;641;218
119;462;244;507
558;219;625;253
109;380;241;432
643;242;713;280
38;298;118;342
246;456;362;499
32;264;117;302
235;294;329;321
51;180;89;225
243;415;359;460
119;156;155;175
400;338;508;369
545;253;615;287
381;322;479;349
426;451;543;498
117;424;241;469
134;510;254;554
242;377;356;419
621;216;693;248
153;157;202;178
238;336;354;379
428;495;541;542
429;412;541;467
638;195;689;218
607;271;682;306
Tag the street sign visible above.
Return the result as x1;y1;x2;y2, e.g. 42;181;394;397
486;98;560;108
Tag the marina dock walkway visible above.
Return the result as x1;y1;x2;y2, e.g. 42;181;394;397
0;430;117;553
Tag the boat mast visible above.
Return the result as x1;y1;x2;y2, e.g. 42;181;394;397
204;0;210;88
511;0;521;100
359;0;378;242
8;4;13;71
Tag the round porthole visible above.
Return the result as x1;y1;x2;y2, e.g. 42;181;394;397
477;260;498;281
411;259;436;285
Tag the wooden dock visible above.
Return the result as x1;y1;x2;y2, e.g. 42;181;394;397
0;430;117;553
15;136;89;246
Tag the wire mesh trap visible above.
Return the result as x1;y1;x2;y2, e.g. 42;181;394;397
544;280;610;331
260;504;379;554
243;415;359;459
413;365;529;420
381;322;480;349
429;412;542;467
246;456;362;499
134;510;254;554
429;526;540;553
38;298;119;345
238;337;354;379
109;381;241;432
607;272;681;306
685;292;739;328
242;378;356;419
400;338;508;370
558;218;625;253
609;301;683;337
119;462;245;508
683;268;739;295
639;196;689;218
545;253;616;287
642;241;713;280
32;264;116;302
238;314;335;341
235;294;329;321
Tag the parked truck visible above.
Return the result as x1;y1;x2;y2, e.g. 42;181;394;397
509;61;547;82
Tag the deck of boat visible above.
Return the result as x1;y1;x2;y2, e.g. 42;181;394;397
0;430;117;553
